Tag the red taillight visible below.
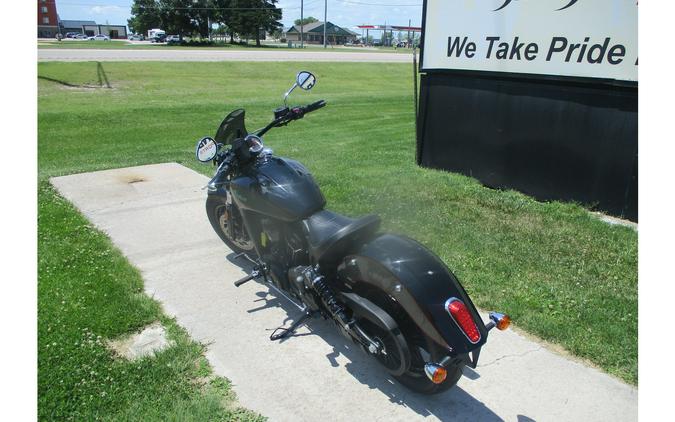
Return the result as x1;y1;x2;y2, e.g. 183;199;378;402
446;298;481;344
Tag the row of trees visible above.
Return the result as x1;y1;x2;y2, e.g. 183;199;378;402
128;0;282;46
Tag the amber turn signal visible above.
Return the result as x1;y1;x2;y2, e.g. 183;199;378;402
489;312;511;331
424;363;448;384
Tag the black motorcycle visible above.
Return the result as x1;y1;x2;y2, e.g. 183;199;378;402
195;71;510;394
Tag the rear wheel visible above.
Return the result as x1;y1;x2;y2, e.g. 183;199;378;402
359;287;465;394
393;341;465;395
206;194;256;256
356;318;410;376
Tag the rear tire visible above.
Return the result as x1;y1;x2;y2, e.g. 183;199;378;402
206;194;257;256
359;287;465;394
393;347;465;395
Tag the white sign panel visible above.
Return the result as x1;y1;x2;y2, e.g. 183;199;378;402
421;0;637;82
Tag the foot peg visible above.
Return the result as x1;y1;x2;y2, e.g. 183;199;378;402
233;264;267;287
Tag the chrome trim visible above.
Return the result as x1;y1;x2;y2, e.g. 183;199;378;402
444;297;481;344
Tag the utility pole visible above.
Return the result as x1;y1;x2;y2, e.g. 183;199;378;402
323;0;327;48
300;0;304;48
408;19;411;48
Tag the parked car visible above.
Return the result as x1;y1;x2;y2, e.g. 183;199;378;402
128;34;144;41
75;34;87;40
166;35;182;45
150;34;167;43
88;34;110;41
65;32;79;39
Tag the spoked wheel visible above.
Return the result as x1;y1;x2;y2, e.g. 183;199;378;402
206;195;256;255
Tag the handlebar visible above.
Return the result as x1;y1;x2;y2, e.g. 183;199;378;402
207;99;327;185
287;99;326;122
303;100;327;113
256;99;327;137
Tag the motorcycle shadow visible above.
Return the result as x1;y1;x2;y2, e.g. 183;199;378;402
226;253;505;421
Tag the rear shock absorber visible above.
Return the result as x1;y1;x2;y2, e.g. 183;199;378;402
310;273;349;324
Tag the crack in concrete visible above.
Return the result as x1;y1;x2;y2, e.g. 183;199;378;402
478;346;543;368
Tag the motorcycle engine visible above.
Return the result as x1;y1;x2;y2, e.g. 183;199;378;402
288;266;321;311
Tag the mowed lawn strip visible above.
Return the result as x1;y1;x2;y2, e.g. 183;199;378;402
38;182;265;421
37;40;412;53
38;61;637;386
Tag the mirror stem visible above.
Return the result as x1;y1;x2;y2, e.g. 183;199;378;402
283;83;298;107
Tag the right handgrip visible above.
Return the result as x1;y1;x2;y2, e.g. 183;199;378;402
304;100;326;113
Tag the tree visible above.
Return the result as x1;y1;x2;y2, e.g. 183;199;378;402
229;0;282;46
128;0;162;35
210;0;235;42
294;16;318;26
190;0;212;39
158;0;197;40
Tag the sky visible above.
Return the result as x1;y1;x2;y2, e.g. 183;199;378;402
54;0;425;33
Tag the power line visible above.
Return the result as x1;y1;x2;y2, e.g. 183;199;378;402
333;0;422;6
52;1;299;11
51;0;422;10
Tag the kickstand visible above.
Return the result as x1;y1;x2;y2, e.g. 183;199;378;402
270;311;315;341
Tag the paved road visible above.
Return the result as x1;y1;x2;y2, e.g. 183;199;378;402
38;48;413;62
52;163;637;422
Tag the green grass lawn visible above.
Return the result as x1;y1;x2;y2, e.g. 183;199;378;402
38;180;264;421
38;60;638;421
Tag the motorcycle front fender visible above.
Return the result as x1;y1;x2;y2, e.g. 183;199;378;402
336;234;488;356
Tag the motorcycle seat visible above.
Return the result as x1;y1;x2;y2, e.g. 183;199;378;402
302;209;380;264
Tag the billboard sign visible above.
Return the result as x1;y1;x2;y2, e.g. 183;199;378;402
421;0;638;82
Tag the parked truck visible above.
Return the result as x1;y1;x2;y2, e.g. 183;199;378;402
147;29;166;39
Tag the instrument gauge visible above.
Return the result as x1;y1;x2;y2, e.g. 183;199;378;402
245;135;264;154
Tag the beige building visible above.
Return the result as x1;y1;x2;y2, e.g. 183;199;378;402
284;21;357;45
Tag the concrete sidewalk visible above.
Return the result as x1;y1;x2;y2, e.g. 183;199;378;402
51;163;637;422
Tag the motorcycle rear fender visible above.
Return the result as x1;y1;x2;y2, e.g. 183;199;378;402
336;234;488;356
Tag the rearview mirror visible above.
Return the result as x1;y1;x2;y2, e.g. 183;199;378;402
196;137;217;163
284;70;317;105
296;71;316;90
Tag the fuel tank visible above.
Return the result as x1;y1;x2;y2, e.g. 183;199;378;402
230;155;326;221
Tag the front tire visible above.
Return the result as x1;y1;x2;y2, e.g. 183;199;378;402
206;194;256;256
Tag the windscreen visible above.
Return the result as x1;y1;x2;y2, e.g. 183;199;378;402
214;109;248;145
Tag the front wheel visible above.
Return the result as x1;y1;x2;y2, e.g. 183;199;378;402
206;194;256;255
